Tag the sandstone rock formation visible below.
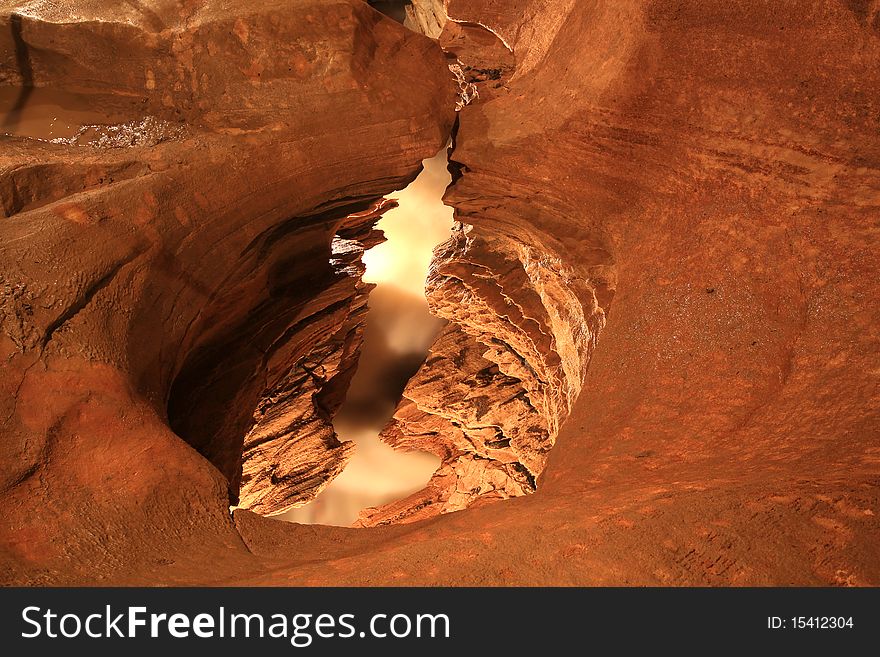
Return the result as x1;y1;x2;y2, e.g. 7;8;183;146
0;0;454;582
360;221;610;525
2;0;879;586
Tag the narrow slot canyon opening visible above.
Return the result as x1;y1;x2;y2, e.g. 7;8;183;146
280;146;453;526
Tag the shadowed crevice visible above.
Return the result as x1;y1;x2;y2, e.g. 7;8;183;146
1;14;34;132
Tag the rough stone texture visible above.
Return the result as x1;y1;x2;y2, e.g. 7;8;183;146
236;200;392;515
360;220;610;525
2;0;880;586
404;0;447;38
0;0;454;583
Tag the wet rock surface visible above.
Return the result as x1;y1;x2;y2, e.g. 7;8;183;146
2;0;879;585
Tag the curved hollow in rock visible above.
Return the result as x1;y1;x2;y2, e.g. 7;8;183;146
0;0;456;583
1;0;879;586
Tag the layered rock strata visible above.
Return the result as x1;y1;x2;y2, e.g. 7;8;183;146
351;0;880;577
361;221;612;524
358;0;615;525
1;0;879;586
0;0;454;583
200;199;392;516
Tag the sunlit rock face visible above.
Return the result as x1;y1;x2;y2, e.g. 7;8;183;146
404;0;447;38
362;221;611;524
0;0;454;583
232;200;388;516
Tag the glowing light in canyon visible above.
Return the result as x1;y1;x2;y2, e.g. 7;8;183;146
281;147;453;526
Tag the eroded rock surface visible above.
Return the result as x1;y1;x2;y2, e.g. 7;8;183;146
2;0;879;586
0;0;454;583
360;221;611;524
350;0;880;580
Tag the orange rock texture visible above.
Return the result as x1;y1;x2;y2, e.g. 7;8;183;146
2;0;879;585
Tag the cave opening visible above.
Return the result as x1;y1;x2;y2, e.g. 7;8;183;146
281;145;454;526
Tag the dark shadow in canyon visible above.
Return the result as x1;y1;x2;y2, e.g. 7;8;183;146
1;14;33;133
368;1;410;24
165;199;380;502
